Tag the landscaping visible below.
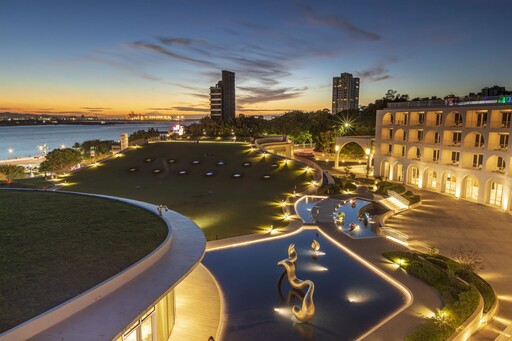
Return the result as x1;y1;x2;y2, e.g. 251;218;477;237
64;142;313;240
0;190;167;333
384;251;496;341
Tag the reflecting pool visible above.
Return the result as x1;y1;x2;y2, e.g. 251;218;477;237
334;199;378;239
203;229;407;341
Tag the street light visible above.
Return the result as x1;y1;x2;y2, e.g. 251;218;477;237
334;145;340;169
365;148;371;178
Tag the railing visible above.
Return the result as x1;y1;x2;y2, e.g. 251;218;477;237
379;227;409;244
388;190;410;207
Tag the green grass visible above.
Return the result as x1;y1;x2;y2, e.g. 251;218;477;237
65;142;313;240
0;191;167;333
1;177;54;189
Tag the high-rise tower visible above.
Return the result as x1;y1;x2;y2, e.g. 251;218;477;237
332;73;360;114
210;70;235;121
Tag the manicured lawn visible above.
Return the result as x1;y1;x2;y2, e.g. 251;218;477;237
65;142;313;240
0;190;167;333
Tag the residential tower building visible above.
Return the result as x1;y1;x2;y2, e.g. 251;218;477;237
210;70;235;121
332;72;360;114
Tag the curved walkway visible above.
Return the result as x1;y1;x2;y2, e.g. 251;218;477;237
384;188;512;340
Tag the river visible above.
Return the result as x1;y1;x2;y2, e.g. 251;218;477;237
0;122;186;160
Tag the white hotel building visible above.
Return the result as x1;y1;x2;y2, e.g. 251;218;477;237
374;97;512;212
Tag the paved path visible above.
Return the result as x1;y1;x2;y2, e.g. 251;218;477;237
384;188;512;340
171;264;223;341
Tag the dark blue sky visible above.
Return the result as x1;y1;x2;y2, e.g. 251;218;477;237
1;0;511;116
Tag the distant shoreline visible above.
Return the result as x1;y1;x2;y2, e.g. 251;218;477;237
0;119;197;127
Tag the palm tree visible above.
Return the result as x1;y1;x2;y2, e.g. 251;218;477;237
0;164;26;184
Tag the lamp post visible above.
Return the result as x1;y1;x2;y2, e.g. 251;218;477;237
334;145;340;169
365;148;371;178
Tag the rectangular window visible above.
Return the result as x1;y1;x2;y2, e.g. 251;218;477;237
499;134;509;149
403;131;407;141
435;113;442;126
434;132;440;144
454;113;462;126
388;144;392;155
472;154;483;168
502;112;511;128
451;151;460;163
475;134;484;148
433;149;439;161
477;112;487;127
389;129;393;139
417;130;424;141
401;146;405;157
452;132;461;145
418;113;425;125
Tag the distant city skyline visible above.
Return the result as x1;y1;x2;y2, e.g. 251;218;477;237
1;0;512;117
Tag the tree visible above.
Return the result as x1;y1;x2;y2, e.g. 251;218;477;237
0;164;25;184
39;148;83;176
451;246;484;272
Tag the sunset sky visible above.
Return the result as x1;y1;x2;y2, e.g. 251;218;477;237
1;0;512;117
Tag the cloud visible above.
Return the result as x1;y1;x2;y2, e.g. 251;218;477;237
355;57;399;82
238;86;307;105
147;107;174;111
130;41;217;68
81;107;112;110
158;37;207;46
303;6;381;41
171;106;210;112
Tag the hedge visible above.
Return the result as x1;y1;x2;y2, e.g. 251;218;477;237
383;251;485;341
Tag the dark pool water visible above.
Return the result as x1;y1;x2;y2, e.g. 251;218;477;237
202;229;406;341
334;200;378;239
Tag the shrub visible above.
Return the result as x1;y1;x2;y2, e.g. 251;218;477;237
384;251;485;341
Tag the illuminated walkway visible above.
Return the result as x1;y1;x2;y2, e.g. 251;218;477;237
170;264;223;341
385;188;512;340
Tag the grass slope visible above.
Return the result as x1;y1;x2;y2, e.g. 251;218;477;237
0;191;167;333
66;142;313;240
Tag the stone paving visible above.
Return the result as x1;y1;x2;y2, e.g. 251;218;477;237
384;188;512;340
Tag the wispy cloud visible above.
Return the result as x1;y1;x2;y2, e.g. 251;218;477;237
356;57;399;82
302;6;381;41
81;106;111;110
130;41;217;68
238;86;307;105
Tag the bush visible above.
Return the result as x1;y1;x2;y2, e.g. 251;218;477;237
384;251;484;341
457;269;496;312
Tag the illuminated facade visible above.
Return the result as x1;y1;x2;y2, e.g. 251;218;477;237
374;97;512;211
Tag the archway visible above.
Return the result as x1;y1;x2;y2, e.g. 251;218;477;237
382;112;393;126
445;111;463;127
392;162;404;182
407;164;420;186
463;131;485;149
394;129;406;142
380;159;391;179
442;172;457;195
407;146;421;160
423;168;437;190
485;155;506;173
461;175;479;201
486;179;504;206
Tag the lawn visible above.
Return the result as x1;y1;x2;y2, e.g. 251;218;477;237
0;190;167;333
65;142;313;240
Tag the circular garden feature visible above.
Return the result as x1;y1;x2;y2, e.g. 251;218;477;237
0;190;167;334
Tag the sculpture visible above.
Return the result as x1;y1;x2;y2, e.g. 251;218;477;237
278;244;316;323
311;239;320;252
277;258;315;323
288;243;297;263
